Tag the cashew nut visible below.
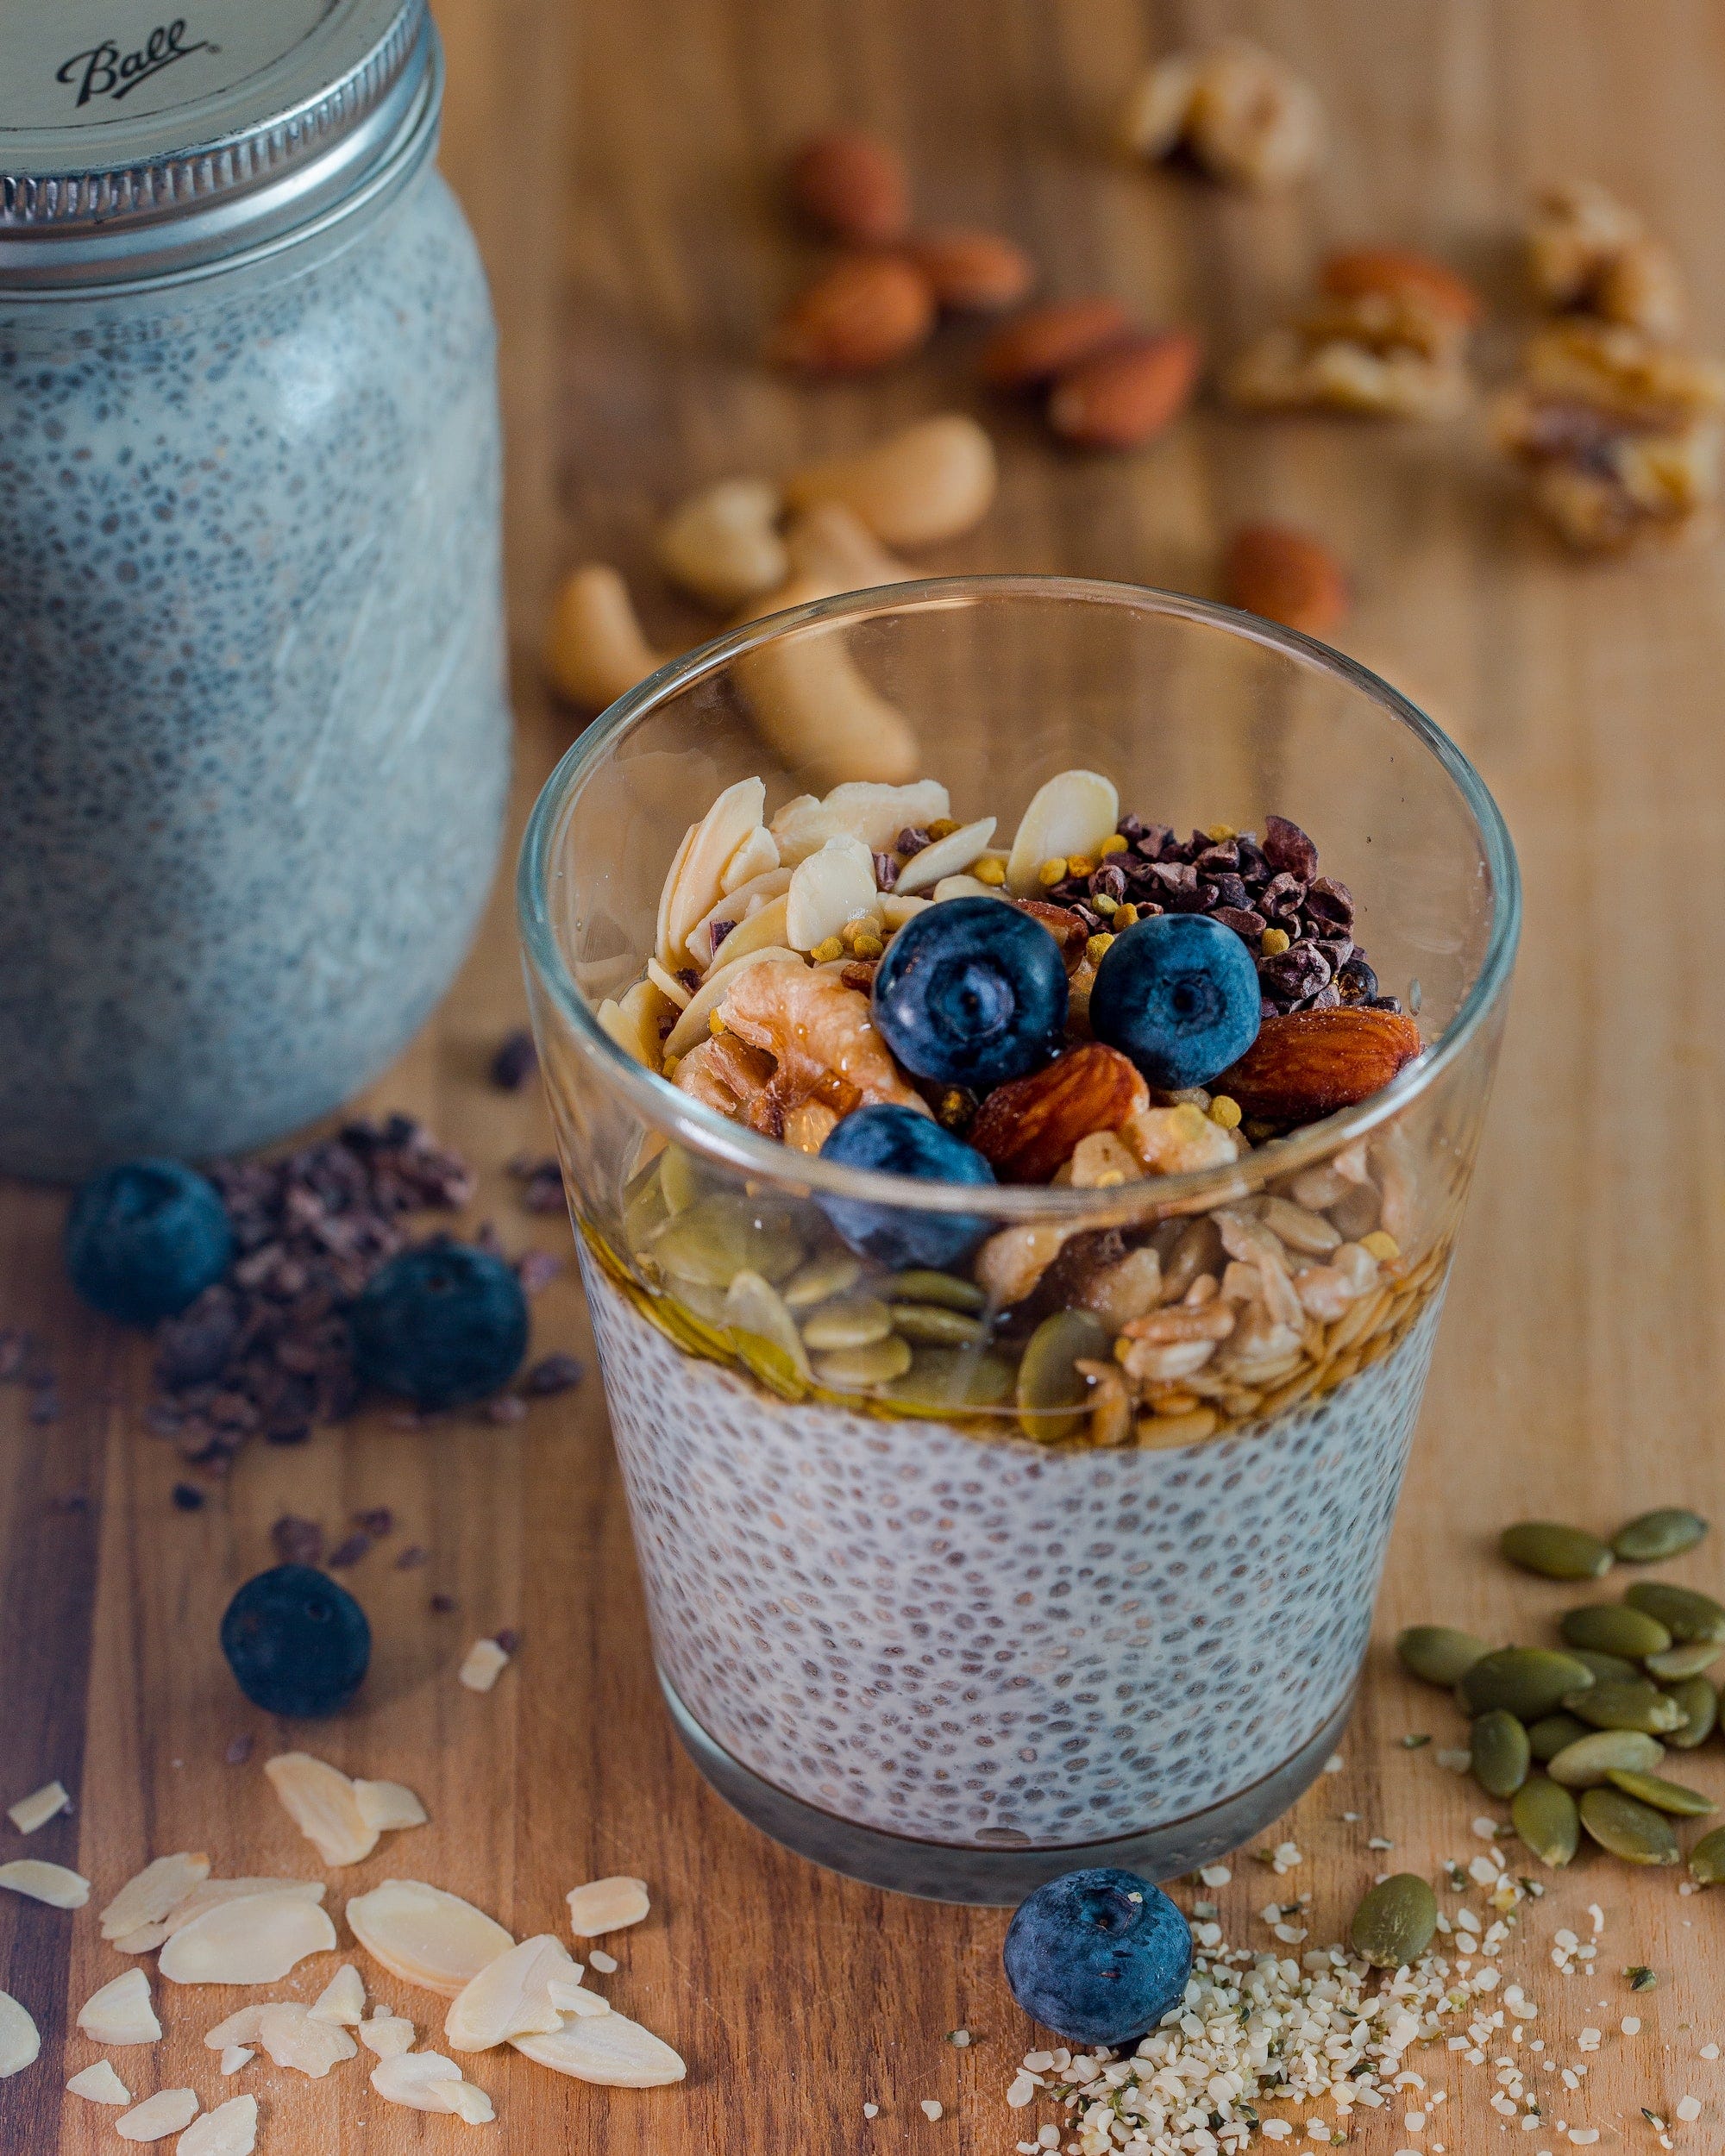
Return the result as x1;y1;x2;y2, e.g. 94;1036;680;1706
732;572;919;788
656;477;790;611
782;500;916;593
543;564;667;711
784;414;998;548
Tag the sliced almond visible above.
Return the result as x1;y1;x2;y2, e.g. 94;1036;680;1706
0;1990;38;2078
652;820;697;975
309;1961;367;2026
1005;769;1120;895
159;1889;337;1986
685;863;793;967
644;956;692;1010
204;2006;270;2052
116;2088;199;2141
358;2013;416;2058
660;944;800;1062
661;777;769;968
446;1934;583;2053
699;890;792;978
101;1852;212;1941
881;893;932;929
352;1780;428;1834
931;873;1004;902
513;2007;687;2088
264;1752;379;1869
771;779;950;863
6;1779;70;1835
564;1876;650;1938
545;1978;610;2020
256;2001;358;2078
346;1880;514;1999
0;1857;88;1907
446;2080;496;2124
116;1876;324;1956
67;2059;132;2105
720;824;781;891
596;976;673;1067
370;2049;465;2113
891;816;997;895
459;1638;511;1694
77;1966;161;2045
178;2094;259;2156
218;2046;254;2076
785;836;879;950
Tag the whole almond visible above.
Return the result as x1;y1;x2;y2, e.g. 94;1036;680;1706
1319;246;1483;328
1216;1007;1422;1123
909;228;1037;313
969;1044;1150;1184
1047;330;1202;449
1222;523;1349;637
766;254;937;373
980;296;1133;389
786;128;911;246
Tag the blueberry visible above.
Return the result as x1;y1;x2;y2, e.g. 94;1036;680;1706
871;898;1068;1092
817;1104;996;1270
1003;1867;1194;2048
220;1564;371;1718
65;1158;233;1325
1088;913;1261;1091
349;1242;528;1408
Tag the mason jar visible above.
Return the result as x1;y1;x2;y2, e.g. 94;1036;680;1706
0;0;510;1178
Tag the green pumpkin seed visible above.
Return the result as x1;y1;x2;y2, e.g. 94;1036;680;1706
1511;1777;1580;1867
724;1269;811;1396
813;1335;913;1390
658;1144;714;1217
1565;1679;1686;1733
1500;1520;1614;1581
1459;1648;1595;1722
1568;1648;1642;1686
649;1194;804;1289
1471;1710;1531;1798
1546;1729;1666;1787
1646;1639;1722;1681
781;1250;864;1308
800;1294;894;1351
1612;1507;1709;1564
1349;1873;1438;1970
1626;1965;1658;1990
881;1347;1014;1413
1016;1309;1112;1440
624;1157;672;1255
1578;1784;1680;1865
1560;1604;1672;1658
888;1302;988;1347
1688;1826;1725;1884
1396;1626;1490;1688
888;1269;988;1313
1665;1675;1718;1750
1604;1768;1716;1817
1528;1713;1592;1764
1625;1581;1725;1643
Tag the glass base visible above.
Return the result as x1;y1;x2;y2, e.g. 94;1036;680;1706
660;1669;1357;1906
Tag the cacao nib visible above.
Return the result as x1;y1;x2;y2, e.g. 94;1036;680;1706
1262;813;1320;880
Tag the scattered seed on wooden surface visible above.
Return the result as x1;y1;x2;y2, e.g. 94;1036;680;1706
1560;1603;1672;1658
1500;1520;1614;1580
1349;1873;1437;1968
1471;1709;1531;1797
1626;1581;1725;1642
1578;1784;1680;1865
1605;1768;1715;1816
1396;1624;1490;1685
1512;1776;1580;1866
1612;1507;1708;1563
116;2087;199;2140
1460;1647;1595;1720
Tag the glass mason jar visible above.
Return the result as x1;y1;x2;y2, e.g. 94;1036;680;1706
519;578;1520;1903
0;0;509;1178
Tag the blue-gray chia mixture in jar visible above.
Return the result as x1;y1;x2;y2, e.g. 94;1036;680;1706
0;0;510;1176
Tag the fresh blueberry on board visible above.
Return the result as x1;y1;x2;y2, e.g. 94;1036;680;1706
871;896;1068;1091
349;1242;529;1409
817;1104;996;1270
64;1158;233;1324
1003;1866;1194;2048
221;1564;372;1718
1088;912;1261;1091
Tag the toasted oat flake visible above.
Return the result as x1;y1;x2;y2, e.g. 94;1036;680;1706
460;1638;511;1693
66;2059;131;2105
101;1852;211;1941
177;2094;259;2155
512;2006;686;2087
77;1966;162;2045
352;1778;429;1833
264;1752;378;1867
0;1858;87;1907
359;2013;417;2058
309;1962;366;2026
346;1879;514;1998
447;1934;582;2051
565;1876;649;1938
7;1780;69;1835
159;1888;337;1985
218;2046;254;2076
256;2001;358;2077
116;2088;199;2141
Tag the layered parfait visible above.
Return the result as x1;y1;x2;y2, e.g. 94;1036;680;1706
571;768;1462;1867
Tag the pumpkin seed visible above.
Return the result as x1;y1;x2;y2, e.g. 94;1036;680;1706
1604;1769;1715;1817
1458;1648;1595;1722
813;1335;913;1390
781;1251;864;1309
1564;1679;1686;1733
1511;1777;1579;1867
1016;1309;1112;1440
1578;1785;1680;1865
799;1294;894;1351
1626;1965;1658;1990
1546;1729;1666;1788
1349;1874;1438;1970
1499;1520;1613;1581
881;1346;1013;1413
649;1194;803;1289
724;1270;811;1398
1470;1710;1530;1798
731;1333;807;1399
1559;1604;1672;1658
888;1269;988;1313
1625;1581;1725;1643
1646;1639;1722;1681
888;1303;988;1347
1568;1648;1642;1686
1396;1626;1490;1688
1612;1507;1709;1564
1688;1826;1725;1884
1527;1713;1592;1764
658;1144;713;1217
1665;1675;1718;1750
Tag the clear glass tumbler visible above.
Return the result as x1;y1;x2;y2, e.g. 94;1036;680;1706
518;577;1520;1904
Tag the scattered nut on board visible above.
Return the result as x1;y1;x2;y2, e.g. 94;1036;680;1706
1047;329;1202;449
77;1966;161;2046
1222;523;1350;638
6;1779;70;1834
566;1875;651;1937
784;414;997;548
543;563;669;712
766;252;937;373
785;127;911;247
1120;38;1325;191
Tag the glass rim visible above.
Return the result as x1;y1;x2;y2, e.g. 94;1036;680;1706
517;573;1522;1224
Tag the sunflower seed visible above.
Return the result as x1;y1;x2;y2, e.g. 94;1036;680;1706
1665;1674;1718;1750
1626;1581;1725;1643
1546;1729;1666;1787
1527;1713;1592;1764
1500;1520;1613;1581
1688;1825;1725;1884
1349;1873;1438;1969
1578;1784;1680;1865
1564;1678;1685;1733
1604;1768;1715;1817
1511;1777;1579;1867
1470;1710;1531;1798
1396;1625;1490;1687
1612;1507;1709;1563
1458;1647;1595;1721
1560;1604;1672;1658
1647;1639;1722;1680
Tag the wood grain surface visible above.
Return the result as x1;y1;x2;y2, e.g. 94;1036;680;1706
6;2;1725;2148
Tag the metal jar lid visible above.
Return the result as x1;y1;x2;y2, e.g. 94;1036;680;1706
0;0;439;291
